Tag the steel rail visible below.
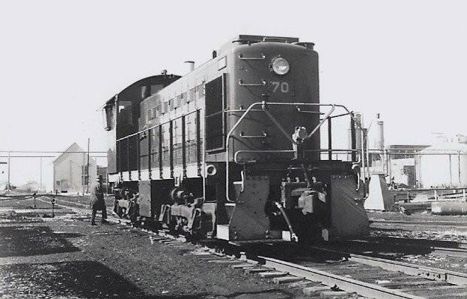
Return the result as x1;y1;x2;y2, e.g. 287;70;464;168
370;219;467;227
347;238;467;258
308;245;467;286
36;196;133;226
259;256;422;299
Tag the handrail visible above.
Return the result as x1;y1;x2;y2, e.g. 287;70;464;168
225;108;264;113
238;53;266;60
296;107;323;114
304;149;359;153
116;109;200;142
233;149;359;164
234;150;295;164
304;105;335;141
238;79;267;86
112;100;357;204
116;103;351;143
239;131;269;138
225;101;353;202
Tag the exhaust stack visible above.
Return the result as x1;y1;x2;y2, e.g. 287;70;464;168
184;60;195;74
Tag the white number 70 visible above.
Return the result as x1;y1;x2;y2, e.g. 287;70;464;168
271;81;289;93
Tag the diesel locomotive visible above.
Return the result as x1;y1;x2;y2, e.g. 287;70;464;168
102;34;369;243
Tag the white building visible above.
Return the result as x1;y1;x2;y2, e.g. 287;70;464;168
418;141;467;188
53;143;97;194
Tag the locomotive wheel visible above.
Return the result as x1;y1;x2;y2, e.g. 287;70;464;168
116;206;124;218
166;216;176;233
129;204;139;223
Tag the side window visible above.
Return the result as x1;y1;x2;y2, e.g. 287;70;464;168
118;101;133;125
150;84;164;95
205;74;226;151
188;88;195;103
150;127;160;169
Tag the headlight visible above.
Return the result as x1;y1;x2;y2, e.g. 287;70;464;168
271;57;290;75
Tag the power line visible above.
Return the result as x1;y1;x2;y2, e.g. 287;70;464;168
0;155;106;158
0;150;106;154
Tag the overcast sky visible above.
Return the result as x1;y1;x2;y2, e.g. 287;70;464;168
1;0;466;187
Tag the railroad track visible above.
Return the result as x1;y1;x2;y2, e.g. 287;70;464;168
36;195;132;225
370;218;467;231
328;237;467;259
254;250;467;298
188;242;467;298
51;197;467;255
370;219;467;227
41;196;467;298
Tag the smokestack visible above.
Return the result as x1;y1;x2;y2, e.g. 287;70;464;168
184;61;195;74
352;112;363;152
374;113;384;150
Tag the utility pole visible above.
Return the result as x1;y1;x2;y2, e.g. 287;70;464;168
7;151;10;191
0;161;6;190
39;157;43;192
86;138;90;194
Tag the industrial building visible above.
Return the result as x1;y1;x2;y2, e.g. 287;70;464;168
364;113;467;189
418;140;467;188
53;143;97;194
386;144;429;188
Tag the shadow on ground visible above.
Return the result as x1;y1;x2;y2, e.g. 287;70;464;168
1;259;295;298
0;261;151;298
0;226;81;257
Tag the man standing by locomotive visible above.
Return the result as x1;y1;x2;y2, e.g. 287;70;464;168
90;175;108;225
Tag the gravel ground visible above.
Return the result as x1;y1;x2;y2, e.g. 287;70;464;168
368;210;467;242
369;210;467;224
4;195;467;297
0;196;313;298
368;210;467;274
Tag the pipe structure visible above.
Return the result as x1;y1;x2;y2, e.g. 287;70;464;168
304;105;335;140
432;201;467;215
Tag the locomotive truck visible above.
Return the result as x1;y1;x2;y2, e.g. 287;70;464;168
102;34;369;243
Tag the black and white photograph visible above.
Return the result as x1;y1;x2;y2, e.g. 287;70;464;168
1;1;467;298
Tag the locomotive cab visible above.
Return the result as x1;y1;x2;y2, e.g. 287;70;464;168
102;73;180;200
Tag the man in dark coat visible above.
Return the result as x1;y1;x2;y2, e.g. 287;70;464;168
90;175;108;225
